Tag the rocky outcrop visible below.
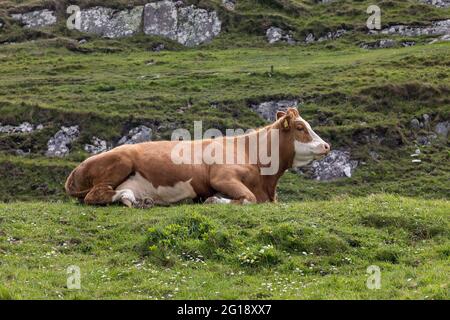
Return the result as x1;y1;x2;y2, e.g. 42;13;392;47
84;137;109;155
46;126;79;157
11;9;56;28
266;27;295;44
118;125;152;145
143;1;221;46
420;0;450;8
429;34;450;44
76;6;143;38
305;29;346;43
0;122;43;134
251;100;298;121
360;39;416;49
380;19;450;37
299;150;358;181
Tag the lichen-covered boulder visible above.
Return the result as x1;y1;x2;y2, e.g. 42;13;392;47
305;29;346;43
380;19;450;36
76;6;143;38
143;1;221;46
11;9;56;28
0;122;42;134
84;137;109;155
118;125;152;145
251;100;298;121
46;126;79;157
299;150;358;181
266;27;295;44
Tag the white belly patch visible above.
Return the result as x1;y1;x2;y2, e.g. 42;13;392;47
115;172;197;205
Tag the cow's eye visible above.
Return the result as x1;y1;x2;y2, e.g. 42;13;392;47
297;126;304;131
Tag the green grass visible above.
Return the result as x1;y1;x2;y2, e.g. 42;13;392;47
0;195;448;299
0;0;449;300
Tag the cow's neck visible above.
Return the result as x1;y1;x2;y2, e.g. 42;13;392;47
253;123;295;200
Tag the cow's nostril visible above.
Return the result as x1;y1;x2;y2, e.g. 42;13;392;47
323;143;330;152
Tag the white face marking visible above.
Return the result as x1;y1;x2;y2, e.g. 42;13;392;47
115;172;197;205
293;116;328;168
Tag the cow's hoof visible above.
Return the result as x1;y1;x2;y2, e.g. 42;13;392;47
204;196;231;204
134;198;155;209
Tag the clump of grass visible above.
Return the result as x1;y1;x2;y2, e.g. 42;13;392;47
373;246;402;264
142;212;231;265
361;213;448;241
237;244;281;267
0;286;14;300
258;223;349;255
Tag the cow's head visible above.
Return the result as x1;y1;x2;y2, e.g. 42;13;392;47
276;107;330;168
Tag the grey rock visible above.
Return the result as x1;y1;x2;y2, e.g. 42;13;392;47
317;29;346;42
251;100;298;121
46;126;80;157
302;150;358;181
420;0;450;8
305;33;315;44
434;121;449;138
422;114;431;128
0;122;42;134
118;125;152;145
369;151;381;161
15;149;31;156
410;118;421;130
152;43;165;51
76;6;143;38
305;29;346;43
266;27;283;44
417;133;437;146
11;9;56;28
402;41;416;47
361;39;397;49
380;19;450;37
223;0;236;11
143;1;221;46
266;27;295;44
84;137;109;155
429;34;450;44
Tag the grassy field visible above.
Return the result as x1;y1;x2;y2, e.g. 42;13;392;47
0;195;448;299
0;0;449;300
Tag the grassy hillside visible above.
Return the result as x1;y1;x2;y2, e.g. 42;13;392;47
0;195;449;299
0;41;448;201
0;0;449;300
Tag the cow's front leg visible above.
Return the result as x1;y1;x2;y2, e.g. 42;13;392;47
207;179;257;204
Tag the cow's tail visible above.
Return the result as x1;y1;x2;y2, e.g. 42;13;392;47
65;167;91;199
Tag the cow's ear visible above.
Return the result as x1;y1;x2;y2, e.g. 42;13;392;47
276;111;286;120
280;113;292;131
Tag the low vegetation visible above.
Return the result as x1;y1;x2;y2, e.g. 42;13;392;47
0;195;448;299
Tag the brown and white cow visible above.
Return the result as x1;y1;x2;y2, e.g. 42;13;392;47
65;108;330;207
